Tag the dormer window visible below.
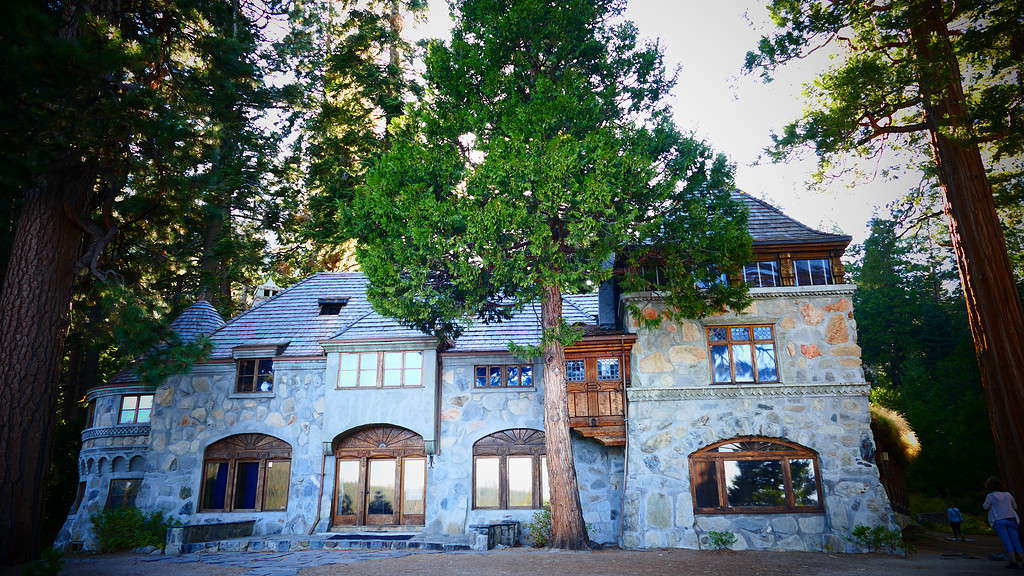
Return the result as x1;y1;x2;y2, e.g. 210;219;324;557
318;298;349;316
237;359;274;393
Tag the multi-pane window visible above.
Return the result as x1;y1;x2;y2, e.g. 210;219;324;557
565;360;585;382
474;365;533;388
708;325;779;384
105;478;142;510
596;358;620;380
690;437;823;514
793;259;834;286
743;261;781;288
200;434;292;513
118;395;153;424
236;358;274;393
338;351;423;388
473;429;549;509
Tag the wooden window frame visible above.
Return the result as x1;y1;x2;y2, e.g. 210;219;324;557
472;429;547;510
707;325;780;385
473;364;534;389
689;436;824;515
105;478;142;510
118;394;153;424
743;260;782;288
792;258;835;286
235;358;275;393
199;434;292;513
337;351;424;389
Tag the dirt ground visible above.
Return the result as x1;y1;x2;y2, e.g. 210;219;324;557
43;530;1015;576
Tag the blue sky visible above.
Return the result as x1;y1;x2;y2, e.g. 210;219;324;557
406;1;921;245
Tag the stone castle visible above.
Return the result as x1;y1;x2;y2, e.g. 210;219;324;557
56;193;895;551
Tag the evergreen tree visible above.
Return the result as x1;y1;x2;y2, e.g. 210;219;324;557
347;0;751;549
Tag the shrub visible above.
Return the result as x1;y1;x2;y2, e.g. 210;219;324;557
91;507;169;553
525;506;552;547
707;530;738;550
21;548;63;576
848;525;911;554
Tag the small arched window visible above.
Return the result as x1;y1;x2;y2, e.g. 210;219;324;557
200;434;292;513
689;436;823;514
473;429;548;510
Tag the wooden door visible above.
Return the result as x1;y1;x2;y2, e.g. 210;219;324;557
331;425;426;526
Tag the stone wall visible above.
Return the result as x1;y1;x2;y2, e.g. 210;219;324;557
621;285;895;551
429;353;623;545
138;359;328;537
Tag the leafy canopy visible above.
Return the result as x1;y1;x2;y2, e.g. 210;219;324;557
347;0;751;343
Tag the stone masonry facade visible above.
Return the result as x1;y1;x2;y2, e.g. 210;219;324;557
55;195;895;553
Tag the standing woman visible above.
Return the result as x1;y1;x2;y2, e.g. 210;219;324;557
984;477;1024;569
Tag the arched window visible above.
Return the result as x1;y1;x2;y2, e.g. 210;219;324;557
200;434;292;513
473;429;548;510
689;436;823;514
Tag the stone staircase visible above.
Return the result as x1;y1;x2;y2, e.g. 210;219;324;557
179;532;473;554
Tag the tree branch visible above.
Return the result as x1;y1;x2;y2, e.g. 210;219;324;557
856;122;928;145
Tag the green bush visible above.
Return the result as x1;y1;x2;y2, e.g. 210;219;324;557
707;530;737;550
91;507;169;553
21;548;63;576
525;506;552;547
847;525;911;554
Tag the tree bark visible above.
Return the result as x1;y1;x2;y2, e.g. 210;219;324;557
0;161;94;564
540;283;589;550
911;0;1024;502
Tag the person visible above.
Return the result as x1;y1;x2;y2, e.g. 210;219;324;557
984;477;1024;569
947;504;964;541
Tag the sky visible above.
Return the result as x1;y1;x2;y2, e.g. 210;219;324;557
403;0;923;245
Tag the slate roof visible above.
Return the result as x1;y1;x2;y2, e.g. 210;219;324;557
169;300;226;344
107;192;848;371
195;273;598;356
207;273;384;358
736;192;852;246
110;299;226;384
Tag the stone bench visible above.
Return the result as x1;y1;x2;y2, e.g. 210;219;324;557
165;520;256;555
468;521;520;551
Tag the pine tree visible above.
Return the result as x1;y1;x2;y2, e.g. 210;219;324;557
347;0;751;549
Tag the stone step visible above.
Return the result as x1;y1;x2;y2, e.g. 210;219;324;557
328;524;424;533
182;535;471;554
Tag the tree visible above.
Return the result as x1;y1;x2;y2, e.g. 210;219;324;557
275;0;425;276
0;0;286;562
347;0;750;549
852;218;996;497
746;0;1024;501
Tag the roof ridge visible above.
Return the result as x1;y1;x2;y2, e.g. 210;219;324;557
563;293;597;321
211;273;325;336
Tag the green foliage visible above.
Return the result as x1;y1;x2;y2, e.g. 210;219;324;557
20;548;63;576
91;508;169;553
851;218;996;497
910;493;992;535
847;525;908;555
526;506;552;548
347;0;751;345
706;530;737;550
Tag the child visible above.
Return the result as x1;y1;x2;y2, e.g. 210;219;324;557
946;504;964;541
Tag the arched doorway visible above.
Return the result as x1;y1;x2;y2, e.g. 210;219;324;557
332;425;425;527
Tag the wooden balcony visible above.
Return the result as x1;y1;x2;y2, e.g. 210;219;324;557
565;333;636;447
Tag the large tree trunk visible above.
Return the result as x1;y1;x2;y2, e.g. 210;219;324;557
540;283;589;549
0;162;94;564
911;1;1024;502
